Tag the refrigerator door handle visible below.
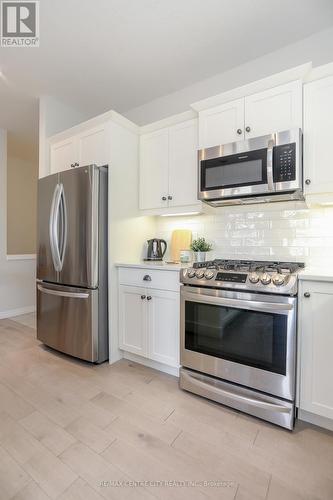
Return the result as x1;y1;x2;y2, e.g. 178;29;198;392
49;183;61;272
58;185;67;270
37;284;89;299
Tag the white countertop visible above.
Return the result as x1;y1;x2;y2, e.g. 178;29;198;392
115;261;190;271
299;268;333;282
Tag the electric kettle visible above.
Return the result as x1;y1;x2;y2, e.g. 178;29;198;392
145;239;167;261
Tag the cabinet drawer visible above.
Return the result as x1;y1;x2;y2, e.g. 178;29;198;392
118;267;180;291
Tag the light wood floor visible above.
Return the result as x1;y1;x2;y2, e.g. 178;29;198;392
0;315;332;500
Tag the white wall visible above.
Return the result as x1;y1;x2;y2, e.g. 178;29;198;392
0;130;36;318
125;27;333;125
39;96;94;178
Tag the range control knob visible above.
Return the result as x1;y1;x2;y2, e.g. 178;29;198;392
187;269;196;278
260;273;271;285
248;272;260;284
204;270;215;280
272;273;285;286
195;270;205;279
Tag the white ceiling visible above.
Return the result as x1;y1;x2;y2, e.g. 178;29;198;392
1;0;333;158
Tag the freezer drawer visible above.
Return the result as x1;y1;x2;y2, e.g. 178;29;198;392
37;282;108;363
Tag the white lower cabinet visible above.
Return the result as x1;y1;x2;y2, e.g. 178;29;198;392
118;274;180;370
299;280;333;422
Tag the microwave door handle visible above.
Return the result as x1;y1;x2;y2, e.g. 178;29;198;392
267;138;275;192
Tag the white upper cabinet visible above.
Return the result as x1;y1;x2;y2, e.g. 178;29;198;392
299;280;333;421
50;137;78;174
244;81;302;139
304;75;333;195
168;119;198;207
139;118;200;213
50;123;109;174
198;81;302;149
198;98;244;148
77;124;109;167
139;129;169;210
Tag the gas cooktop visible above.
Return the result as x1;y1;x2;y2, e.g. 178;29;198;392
180;259;305;295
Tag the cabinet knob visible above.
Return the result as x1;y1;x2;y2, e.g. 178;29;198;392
162;196;167;201
141;295;146;300
147;296;152;301
304;292;311;298
236;129;242;135
74;162;79;167
245;126;251;133
168;195;173;200
70;163;75;168
305;179;311;185
143;275;152;281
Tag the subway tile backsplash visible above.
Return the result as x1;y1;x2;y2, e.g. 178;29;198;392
156;202;333;265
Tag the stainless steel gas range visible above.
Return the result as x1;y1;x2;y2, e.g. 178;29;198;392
179;259;304;429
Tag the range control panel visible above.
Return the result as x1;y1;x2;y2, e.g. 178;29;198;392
215;272;247;283
273;142;296;182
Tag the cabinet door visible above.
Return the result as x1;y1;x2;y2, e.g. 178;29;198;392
198;98;244;149
299;281;333;419
168;119;199;207
147;289;179;367
139;129;169;210
118;285;147;357
304;76;333;195
244;81;302;139
50;138;77;174
77;125;109;167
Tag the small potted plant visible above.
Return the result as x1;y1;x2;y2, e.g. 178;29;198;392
190;237;213;262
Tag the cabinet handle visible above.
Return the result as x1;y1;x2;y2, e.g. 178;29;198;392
143;275;152;281
147;296;152;301
305;179;311;185
74;162;79;167
304;292;311;298
70;163;75;168
245;126;251;133
141;295;146;300
236;129;242;135
162;196;167;201
168;195;173;200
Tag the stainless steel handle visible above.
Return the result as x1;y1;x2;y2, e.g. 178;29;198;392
74;162;79;167
245;126;251;133
147;296;152;301
143;275;152;281
266;138;275;192
53;183;64;271
168;195;173;200
49;184;62;272
236;128;242;135
304;292;310;298
305;179;311;185
162;196;167;201
141;295;146;300
70;163;75;168
182;371;290;413
182;290;293;313
37;284;89;299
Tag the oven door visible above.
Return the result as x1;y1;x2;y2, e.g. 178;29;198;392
180;286;297;401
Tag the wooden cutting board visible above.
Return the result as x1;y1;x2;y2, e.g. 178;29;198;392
170;229;192;262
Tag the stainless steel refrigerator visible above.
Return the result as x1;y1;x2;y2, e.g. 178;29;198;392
36;165;108;363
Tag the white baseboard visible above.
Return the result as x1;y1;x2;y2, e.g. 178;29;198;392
6;254;36;261
298;409;333;432
0;306;36;320
122;351;179;377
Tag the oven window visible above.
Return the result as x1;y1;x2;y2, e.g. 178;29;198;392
185;301;287;375
201;148;267;191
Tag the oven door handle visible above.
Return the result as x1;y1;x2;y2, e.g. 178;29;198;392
181;290;293;313
182;370;290;413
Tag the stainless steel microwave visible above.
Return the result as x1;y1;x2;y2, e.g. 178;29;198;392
198;129;303;206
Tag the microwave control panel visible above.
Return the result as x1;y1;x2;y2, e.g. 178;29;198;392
273;143;296;182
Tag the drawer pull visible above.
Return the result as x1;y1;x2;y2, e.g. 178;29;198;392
143;275;152;281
